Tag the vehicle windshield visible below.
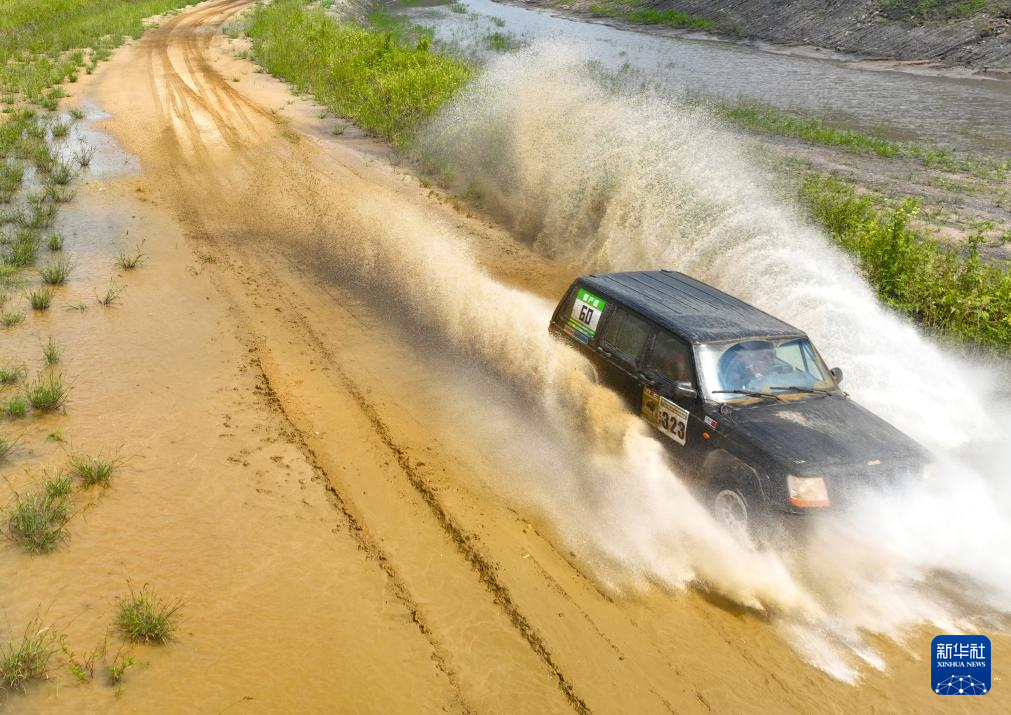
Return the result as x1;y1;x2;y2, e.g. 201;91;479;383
697;338;836;402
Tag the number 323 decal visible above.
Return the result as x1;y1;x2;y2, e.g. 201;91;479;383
641;387;689;446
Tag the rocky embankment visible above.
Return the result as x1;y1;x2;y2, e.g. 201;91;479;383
530;0;1011;75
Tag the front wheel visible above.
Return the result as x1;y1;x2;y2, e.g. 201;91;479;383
712;486;751;542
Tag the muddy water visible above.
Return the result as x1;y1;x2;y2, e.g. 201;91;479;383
404;0;1011;154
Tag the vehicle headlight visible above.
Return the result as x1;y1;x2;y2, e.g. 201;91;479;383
788;475;830;508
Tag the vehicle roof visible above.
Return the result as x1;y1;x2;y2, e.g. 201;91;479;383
580;271;806;343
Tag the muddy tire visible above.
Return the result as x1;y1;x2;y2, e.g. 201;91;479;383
711;482;753;542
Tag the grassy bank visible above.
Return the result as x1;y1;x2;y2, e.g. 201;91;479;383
802;176;1011;350
0;0;197;106
587;4;713;30
699;96;1011;180
247;0;473;146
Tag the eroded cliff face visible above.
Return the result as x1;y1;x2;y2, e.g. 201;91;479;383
535;0;1011;72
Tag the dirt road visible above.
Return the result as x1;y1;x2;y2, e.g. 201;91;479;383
2;1;1006;712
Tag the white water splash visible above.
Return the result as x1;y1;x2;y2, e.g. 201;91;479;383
405;43;1011;680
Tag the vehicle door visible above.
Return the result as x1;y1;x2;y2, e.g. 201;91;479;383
594;306;653;407
639;330;706;466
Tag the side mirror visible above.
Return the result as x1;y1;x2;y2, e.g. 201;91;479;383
673;381;698;400
830;367;844;384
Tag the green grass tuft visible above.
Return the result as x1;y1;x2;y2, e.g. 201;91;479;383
1;310;25;328
41;336;60;365
116;584;181;644
25;372;68;411
3;395;27;418
47;232;65;251
67;453;116;487
0;364;25;385
28;287;53;310
115;244;145;270
0;620;59;691
43;473;72;499
39;256;72;285
6;490;69;553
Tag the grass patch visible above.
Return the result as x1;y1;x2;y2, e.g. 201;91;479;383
698;96;1011;180
44;473;72;499
587;4;714;30
3;395;27;418
115;243;145;270
1;310;25;328
28;286;53;310
95;279;124;306
67;453;117;487
5;489;70;553
0;365;25;385
3;230;40;267
25;372;68;411
0;1;202;110
39;256;72;285
483;32;522;52
0;434;14;459
116;584;181;644
802;176;1011;351
0;620;59;691
47;232;65;251
248;0;474;147
41;336;60;365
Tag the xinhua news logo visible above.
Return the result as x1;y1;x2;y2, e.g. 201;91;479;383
931;635;991;695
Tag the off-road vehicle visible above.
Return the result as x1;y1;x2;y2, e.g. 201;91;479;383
549;270;929;538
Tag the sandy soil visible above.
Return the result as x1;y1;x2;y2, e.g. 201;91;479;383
1;1;1008;712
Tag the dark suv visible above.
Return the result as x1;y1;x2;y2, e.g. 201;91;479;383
549;271;929;539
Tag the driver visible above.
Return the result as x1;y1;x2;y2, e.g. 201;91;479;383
724;341;778;390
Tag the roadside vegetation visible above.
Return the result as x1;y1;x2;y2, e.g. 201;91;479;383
802;176;1011;349
698;96;1011;180
247;0;473;146
586;4;714;30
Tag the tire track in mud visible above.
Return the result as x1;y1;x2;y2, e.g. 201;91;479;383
275;288;594;715
243;349;474;715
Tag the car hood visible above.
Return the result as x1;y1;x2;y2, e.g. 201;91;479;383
722;395;927;474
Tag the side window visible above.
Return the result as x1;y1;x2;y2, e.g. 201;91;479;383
600;308;651;365
645;332;694;385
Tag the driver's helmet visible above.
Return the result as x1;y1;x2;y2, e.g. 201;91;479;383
718;340;776;389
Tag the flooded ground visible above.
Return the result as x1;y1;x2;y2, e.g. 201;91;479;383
1;0;1010;712
401;0;1011;155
